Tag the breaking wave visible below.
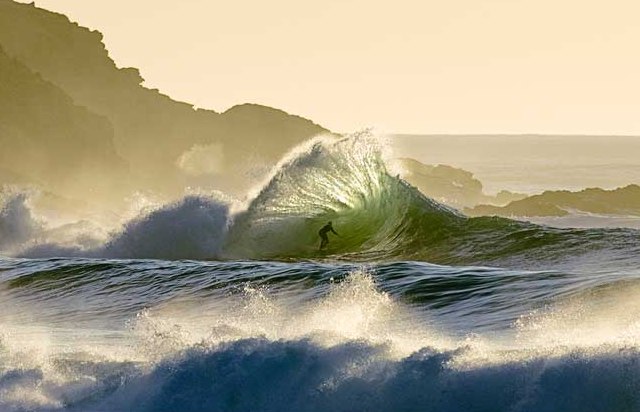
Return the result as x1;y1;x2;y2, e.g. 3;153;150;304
5;132;640;268
223;133;461;260
20;196;229;260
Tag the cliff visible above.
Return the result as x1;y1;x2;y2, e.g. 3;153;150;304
0;46;128;198
0;0;329;199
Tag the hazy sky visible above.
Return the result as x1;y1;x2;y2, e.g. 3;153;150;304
19;0;640;134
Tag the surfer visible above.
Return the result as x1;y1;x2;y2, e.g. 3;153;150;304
318;221;338;250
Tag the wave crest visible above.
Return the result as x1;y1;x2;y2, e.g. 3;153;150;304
224;132;461;259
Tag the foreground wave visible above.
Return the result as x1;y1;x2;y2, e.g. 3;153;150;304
2;259;640;411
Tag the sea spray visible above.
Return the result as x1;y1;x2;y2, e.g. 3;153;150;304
0;191;41;252
4;260;640;411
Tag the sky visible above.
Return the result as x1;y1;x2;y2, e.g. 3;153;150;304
18;0;640;134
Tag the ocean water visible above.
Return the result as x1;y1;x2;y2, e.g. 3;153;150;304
2;133;640;411
392;134;640;194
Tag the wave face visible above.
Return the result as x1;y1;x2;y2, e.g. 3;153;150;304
2;259;640;412
224;134;462;260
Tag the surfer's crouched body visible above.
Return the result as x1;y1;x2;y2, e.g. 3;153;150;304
319;221;338;250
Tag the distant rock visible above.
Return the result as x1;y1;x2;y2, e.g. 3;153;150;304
397;158;525;209
465;184;640;217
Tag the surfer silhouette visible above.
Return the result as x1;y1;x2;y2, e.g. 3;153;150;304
318;221;338;250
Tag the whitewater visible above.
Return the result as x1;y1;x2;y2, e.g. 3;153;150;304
2;132;640;411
